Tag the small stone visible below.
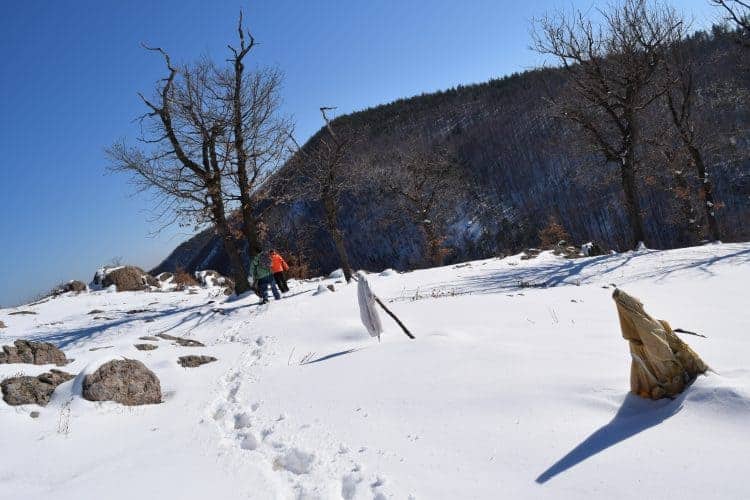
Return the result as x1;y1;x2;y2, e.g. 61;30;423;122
178;355;217;368
156;333;204;347
30;411;40;418
126;309;151;315
89;346;114;352
134;344;158;351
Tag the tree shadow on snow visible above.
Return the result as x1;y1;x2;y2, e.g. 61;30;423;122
27;302;213;349
535;392;686;484
411;246;750;297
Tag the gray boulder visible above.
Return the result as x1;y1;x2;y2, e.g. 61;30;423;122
1;369;74;406
0;340;68;366
82;359;161;406
0;321;5;329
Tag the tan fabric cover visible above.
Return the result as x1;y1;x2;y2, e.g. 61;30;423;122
613;289;708;399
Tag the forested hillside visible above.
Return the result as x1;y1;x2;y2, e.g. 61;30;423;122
153;28;749;278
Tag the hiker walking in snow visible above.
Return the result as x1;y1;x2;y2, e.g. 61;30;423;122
249;249;281;304
270;249;290;294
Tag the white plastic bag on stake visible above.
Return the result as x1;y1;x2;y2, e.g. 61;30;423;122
357;272;383;340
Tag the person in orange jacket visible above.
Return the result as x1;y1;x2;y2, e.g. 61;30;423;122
269;249;290;293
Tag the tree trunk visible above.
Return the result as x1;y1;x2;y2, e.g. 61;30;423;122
621;112;646;248
421;221;442;267
672;169;699;244
209;184;249;294
620;162;646;248
231;52;262;259
323;196;353;283
689;145;721;242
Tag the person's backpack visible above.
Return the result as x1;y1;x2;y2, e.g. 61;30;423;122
254;252;272;276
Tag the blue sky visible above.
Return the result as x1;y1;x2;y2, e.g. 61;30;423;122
0;0;717;306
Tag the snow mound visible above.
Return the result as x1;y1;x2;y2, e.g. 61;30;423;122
328;268;344;279
195;270;229;287
379;268;397;277
312;284;331;296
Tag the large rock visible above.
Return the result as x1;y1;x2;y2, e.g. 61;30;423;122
0;340;68;366
82;359;161;406
93;266;158;291
1;369;74;406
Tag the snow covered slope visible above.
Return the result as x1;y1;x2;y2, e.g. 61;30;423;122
1;243;749;499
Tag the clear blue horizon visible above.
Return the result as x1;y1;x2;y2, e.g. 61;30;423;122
0;0;718;306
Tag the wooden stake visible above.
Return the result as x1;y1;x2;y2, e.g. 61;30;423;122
374;297;415;340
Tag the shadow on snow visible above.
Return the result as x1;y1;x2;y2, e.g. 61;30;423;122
535;392;685;484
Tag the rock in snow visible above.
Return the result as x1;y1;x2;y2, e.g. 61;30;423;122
92;266;158;292
52;280;87;295
0;340;68;366
1;369;74;406
82;359;161;406
155;333;205;347
177;355;217;368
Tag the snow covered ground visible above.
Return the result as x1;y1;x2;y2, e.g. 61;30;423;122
1;243;749;499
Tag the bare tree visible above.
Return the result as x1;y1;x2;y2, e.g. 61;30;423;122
533;0;683;248
711;0;750;46
107;49;251;294
286;108;361;283
376;141;464;266
223;12;292;256
663;39;722;241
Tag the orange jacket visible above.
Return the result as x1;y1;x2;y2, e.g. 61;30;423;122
270;252;289;273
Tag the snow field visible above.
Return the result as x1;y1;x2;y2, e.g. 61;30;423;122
1;243;749;499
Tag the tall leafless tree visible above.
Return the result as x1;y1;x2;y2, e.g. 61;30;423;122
533;0;683;248
286;108;361;283
109;13;291;292
664;38;722;241
222;12;292;256
108;50;251;293
376;142;464;266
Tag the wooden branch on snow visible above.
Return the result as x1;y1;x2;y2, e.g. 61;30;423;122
374;297;415;340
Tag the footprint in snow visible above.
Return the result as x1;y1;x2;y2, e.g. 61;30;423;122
274;447;316;475
234;412;253;429
239;432;259;451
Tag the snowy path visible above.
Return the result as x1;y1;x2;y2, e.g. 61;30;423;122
1;243;749;499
